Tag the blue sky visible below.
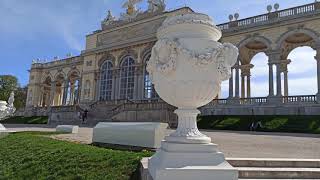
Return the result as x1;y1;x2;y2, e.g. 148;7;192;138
0;0;318;97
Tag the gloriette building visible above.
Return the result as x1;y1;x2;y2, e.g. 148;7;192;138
26;1;320;126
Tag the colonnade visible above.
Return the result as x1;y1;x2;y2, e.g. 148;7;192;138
38;79;80;107
228;49;320;101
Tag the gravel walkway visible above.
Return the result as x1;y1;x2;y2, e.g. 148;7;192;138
4;124;320;159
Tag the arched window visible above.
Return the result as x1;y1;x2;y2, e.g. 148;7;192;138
120;56;135;99
99;61;113;101
144;54;158;99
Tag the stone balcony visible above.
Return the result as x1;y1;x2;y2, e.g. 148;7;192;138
200;95;320;116
217;2;320;33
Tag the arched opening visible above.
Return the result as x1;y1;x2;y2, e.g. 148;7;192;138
120;56;135;100
287;46;317;95
277;29;319;97
40;76;52;107
143;54;158;99
54;74;65;106
67;71;80;105
99;61;113;101
236;37;270;99
250;52;269;97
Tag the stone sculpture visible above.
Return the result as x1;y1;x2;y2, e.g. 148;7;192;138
147;0;165;13
120;0;143;21
146;13;239;179
102;10;116;26
0;92;16;137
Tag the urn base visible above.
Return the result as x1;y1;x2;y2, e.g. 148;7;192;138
148;141;238;180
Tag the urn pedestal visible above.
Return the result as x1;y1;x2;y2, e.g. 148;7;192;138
146;13;239;180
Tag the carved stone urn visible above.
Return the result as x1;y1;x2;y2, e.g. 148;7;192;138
147;13;239;180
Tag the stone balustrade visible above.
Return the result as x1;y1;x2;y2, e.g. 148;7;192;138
218;2;320;32
206;95;318;107
31;56;82;69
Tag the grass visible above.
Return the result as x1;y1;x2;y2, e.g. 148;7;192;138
1;116;48;124
197;115;320;134
0;132;153;180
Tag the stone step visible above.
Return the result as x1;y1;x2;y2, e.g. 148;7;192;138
227;158;320;168
237;167;320;179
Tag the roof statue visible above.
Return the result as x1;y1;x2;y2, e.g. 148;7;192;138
102;10;116;26
120;0;143;21
147;0;165;13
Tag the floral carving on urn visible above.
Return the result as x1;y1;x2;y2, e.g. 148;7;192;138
147;13;238;109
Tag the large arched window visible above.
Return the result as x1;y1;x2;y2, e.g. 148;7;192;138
99;61;113;101
120;56;135;99
144;54;158;99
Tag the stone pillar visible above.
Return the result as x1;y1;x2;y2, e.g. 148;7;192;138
276;63;282;97
246;74;251;98
283;71;288;97
50;82;56;106
235;61;240;98
62;80;69;105
241;75;245;98
228;68;234;98
268;63;274;97
69;82;75;105
95;72;100;101
315;49;320;102
114;69;120;100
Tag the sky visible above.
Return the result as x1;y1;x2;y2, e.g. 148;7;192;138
0;0;318;98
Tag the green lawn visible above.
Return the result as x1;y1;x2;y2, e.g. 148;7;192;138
0;132;153;180
1;116;48;124
198;115;320;134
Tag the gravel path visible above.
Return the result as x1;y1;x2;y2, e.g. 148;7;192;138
4;124;320;159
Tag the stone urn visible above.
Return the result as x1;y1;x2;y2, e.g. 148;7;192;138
147;13;239;180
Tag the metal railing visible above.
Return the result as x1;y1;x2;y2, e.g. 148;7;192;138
217;2;320;31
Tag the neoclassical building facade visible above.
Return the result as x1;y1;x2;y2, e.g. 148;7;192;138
26;1;320;125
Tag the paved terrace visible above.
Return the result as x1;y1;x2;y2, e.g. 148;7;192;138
4;124;320;159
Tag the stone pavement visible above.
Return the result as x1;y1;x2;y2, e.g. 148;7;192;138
4;124;320;159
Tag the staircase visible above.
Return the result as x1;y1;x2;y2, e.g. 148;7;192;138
227;158;320;179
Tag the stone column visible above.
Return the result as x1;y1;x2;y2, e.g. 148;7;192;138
241;75;245;98
268;63;274;97
62;80;69;105
49;82;56;106
235;61;240;98
228;68;234;98
246;74;251;98
114;69;120;100
95;72;100;101
283;71;288;97
69;82;75;105
276;63;282;97
315;49;320;102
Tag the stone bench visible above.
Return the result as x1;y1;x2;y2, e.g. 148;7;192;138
92;122;168;149
56;125;79;134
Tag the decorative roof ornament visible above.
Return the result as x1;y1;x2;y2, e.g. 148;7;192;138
274;3;280;11
102;10;116;26
267;5;273;13
120;0;142;21
147;0;166;13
